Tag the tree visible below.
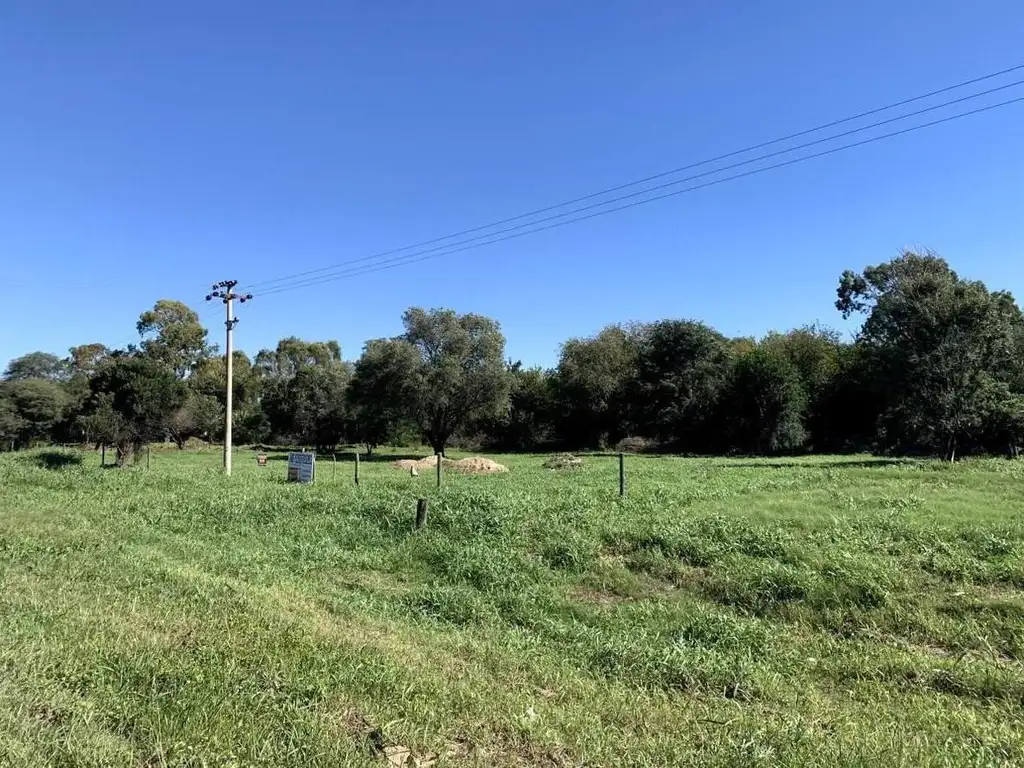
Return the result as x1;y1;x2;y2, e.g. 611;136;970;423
192;351;257;407
479;363;556;451
347;339;420;454
975;380;1024;458
254;338;341;379
3;352;67;381
399;308;509;456
812;343;885;453
837;251;1024;460
164;392;222;449
137;300;215;378
0;379;70;447
253;339;344;444
761;325;842;450
64;343;111;443
290;363;350;451
85;356;187;465
67;344;110;378
554;325;640;449
721;346;807;454
0;388;26;450
631;320;732;450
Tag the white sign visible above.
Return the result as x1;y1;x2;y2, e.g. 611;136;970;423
287;451;316;483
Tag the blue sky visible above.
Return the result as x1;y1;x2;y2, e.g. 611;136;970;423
2;1;1022;369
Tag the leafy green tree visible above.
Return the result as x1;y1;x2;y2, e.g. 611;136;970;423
838;251;1024;460
975;380;1024;458
290;363;351;451
3;352;67;381
631;320;732;450
399;308;509;456
722;346;807;454
254;338;341;379
351;309;509;456
67;344;110;378
85;355;187;465
192;351;257;405
0;388;27;450
761;325;842;450
137;300;215;378
0;379;71;447
347;339;420;454
554;325;640;449
62;343;111;443
811;343;885;453
479;363;556;451
164;392;223;448
252;338;346;445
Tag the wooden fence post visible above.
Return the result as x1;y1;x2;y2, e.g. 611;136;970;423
354;451;360;486
436;453;442;489
416;498;429;529
619;452;625;497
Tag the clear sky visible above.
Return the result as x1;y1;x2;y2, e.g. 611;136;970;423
2;1;1022;369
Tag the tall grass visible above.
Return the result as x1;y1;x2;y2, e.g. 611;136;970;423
1;448;1023;766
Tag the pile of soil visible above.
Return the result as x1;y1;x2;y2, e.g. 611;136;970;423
543;453;583;470
392;455;508;475
450;457;508;475
392;455;455;471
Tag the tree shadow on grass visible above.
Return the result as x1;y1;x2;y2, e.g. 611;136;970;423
260;452;425;464
31;451;84;469
709;458;915;470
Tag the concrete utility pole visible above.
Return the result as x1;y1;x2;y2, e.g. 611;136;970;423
206;280;252;475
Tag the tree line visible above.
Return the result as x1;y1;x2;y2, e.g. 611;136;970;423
3;252;1022;464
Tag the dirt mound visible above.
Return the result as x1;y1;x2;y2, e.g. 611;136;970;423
391;455;508;475
543;453;583;470
450;457;508;475
393;455;444;470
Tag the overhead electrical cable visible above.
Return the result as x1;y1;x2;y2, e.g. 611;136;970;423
243;63;1024;293
252;95;1024;297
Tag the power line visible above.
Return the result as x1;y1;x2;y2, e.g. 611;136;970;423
253;80;1024;296
255;94;1024;298
245;62;1024;292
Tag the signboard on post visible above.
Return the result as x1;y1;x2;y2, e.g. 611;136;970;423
287;451;316;483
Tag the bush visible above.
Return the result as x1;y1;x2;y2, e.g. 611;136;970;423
615;436;654;454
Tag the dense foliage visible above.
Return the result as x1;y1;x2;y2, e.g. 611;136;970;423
3;252;1023;460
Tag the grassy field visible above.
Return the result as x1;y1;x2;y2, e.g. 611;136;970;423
1;448;1023;767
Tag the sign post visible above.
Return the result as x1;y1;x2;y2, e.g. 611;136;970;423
287;451;316;483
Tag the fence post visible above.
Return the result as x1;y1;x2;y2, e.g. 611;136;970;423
354;451;360;486
416;498;429;529
101;445;105;467
619;452;625;497
147;446;151;470
436;453;442;489
332;453;337;479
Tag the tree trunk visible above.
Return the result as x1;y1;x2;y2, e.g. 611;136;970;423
425;428;448;458
365;443;374;457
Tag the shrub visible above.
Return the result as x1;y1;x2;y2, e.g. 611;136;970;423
615;436;654;454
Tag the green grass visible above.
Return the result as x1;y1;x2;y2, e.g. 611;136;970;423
2;448;1024;766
